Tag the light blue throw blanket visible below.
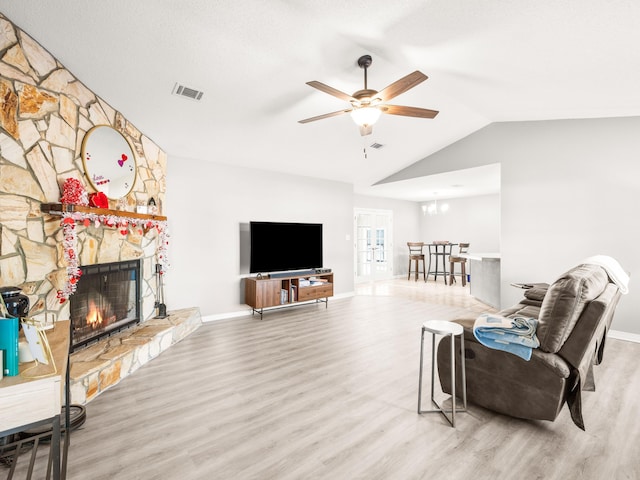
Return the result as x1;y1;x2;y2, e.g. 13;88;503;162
473;314;540;361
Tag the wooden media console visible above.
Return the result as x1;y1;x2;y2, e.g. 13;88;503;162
245;271;334;318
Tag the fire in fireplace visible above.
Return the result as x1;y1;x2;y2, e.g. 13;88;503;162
70;260;142;350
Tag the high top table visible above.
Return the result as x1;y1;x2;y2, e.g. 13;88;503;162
426;243;457;284
0;320;70;480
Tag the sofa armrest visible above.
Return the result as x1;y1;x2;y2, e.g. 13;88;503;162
559;283;621;371
450;318;571;379
500;304;542;319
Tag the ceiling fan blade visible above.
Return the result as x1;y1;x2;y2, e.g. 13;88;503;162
376;71;428;102
298;108;351;124
306;81;355;102
380;104;439;119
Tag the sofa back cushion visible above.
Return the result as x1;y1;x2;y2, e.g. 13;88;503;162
537;264;609;353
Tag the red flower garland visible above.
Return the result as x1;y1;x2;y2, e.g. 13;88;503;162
56;212;169;302
57;216;82;302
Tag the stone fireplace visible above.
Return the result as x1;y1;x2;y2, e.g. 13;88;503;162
0;14;205;405
0;14;166;328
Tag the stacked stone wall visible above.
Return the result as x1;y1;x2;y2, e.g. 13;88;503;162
0;13;167;323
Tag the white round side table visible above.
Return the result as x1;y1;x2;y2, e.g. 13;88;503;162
417;319;467;427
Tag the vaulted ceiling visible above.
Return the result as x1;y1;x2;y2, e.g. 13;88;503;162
3;1;640;201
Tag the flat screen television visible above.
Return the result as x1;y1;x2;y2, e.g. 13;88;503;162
250;221;323;274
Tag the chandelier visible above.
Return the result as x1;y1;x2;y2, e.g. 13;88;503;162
422;198;449;215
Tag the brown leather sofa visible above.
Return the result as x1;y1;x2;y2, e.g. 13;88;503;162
437;263;623;429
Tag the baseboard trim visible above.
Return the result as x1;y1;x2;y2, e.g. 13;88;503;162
201;310;248;323
608;330;640;343
201;291;356;324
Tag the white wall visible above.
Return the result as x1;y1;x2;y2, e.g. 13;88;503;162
420;194;500;253
165;157;354;318
498;118;639;335
389;117;640;335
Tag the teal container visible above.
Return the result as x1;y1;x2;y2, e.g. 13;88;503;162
0;317;19;376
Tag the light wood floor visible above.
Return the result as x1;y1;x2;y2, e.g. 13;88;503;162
17;279;640;479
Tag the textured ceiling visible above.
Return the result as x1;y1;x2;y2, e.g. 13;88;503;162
3;1;640;201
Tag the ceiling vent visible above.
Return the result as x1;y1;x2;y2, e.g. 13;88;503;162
172;83;204;101
370;142;384;149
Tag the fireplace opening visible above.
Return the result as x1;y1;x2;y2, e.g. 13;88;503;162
70;259;142;350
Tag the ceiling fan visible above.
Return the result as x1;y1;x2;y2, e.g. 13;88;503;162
299;55;439;136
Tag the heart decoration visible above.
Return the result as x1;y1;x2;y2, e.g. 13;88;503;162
117;153;128;167
89;191;109;209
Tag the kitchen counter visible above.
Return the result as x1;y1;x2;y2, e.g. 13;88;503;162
459;252;500;261
460;253;501;309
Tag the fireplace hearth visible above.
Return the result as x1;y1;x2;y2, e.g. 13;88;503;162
70;260;142;350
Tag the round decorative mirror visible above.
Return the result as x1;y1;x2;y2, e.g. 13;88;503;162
81;125;137;200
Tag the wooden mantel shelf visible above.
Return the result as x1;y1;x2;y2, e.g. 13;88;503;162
40;203;167;221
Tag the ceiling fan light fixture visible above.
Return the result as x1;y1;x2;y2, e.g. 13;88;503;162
350;106;381;127
299;55;438;133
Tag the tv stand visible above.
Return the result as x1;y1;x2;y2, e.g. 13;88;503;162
245;271;334;319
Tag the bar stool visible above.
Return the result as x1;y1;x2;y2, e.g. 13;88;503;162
417;319;467;427
449;243;470;286
407;242;426;282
